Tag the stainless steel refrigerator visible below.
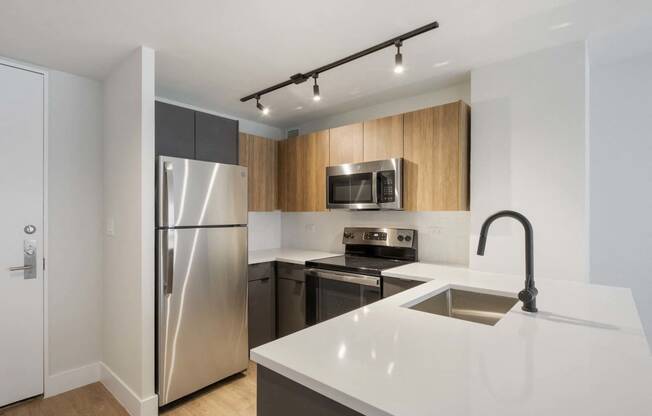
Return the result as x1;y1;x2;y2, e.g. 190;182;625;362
156;156;248;406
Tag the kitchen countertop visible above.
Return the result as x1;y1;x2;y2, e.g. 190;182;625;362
251;262;652;416
248;248;339;265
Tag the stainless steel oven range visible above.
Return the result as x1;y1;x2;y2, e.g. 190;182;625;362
305;227;417;323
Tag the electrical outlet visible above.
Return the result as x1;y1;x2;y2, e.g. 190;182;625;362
106;218;115;236
427;226;443;235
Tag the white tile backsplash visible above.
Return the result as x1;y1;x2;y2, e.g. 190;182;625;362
281;211;470;265
248;211;282;251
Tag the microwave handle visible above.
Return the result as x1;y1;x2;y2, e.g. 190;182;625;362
372;171;379;204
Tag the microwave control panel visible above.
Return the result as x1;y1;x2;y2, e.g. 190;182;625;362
378;171;396;203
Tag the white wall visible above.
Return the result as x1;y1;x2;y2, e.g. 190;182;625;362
293;81;470;135
468;42;589;282
102;46;157;415
282;211;470;265
588;39;652;342
46;70;104;393
249;212;282;251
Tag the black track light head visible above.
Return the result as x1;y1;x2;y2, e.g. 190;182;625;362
255;96;269;115
312;74;321;102
394;41;404;74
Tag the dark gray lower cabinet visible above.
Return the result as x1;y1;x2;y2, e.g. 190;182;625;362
248;262;276;350
382;276;424;298
276;262;307;338
258;366;363;416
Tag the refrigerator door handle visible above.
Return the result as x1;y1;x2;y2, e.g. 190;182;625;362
164;230;175;295
163;161;175;226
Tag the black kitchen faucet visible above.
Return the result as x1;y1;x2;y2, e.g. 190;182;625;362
476;210;538;313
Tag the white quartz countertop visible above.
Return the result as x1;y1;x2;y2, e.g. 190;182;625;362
248;248;339;265
251;263;652;416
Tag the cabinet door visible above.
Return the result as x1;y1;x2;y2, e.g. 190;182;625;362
195;112;239;164
403;101;470;211
277;278;306;338
382;276;423;298
278;131;329;212
248;276;276;349
329;123;363;165
248;135;278;211
155;101;195;159
363;114;403;161
276;263;306;337
302;130;329;211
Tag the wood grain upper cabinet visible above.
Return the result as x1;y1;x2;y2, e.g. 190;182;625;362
329;123;363;165
278;130;329;211
195;112;239;164
239;133;278;211
363;114;404;161
403;101;470;211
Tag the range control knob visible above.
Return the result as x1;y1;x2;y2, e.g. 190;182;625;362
397;235;404;242
344;232;354;239
405;235;412;242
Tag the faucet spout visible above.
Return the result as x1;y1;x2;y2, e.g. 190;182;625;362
476;210;538;313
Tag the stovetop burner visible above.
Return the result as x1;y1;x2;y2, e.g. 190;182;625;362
305;255;413;277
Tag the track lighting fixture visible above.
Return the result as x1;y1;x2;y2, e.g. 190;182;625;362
255;96;269;115
241;21;439;113
312;74;321;101
394;41;404;74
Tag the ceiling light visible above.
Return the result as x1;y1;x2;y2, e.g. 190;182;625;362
312;74;321;101
549;22;573;31
255;96;269;115
394;41;404;74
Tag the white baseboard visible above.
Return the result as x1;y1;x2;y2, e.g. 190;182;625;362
45;362;101;398
100;362;158;416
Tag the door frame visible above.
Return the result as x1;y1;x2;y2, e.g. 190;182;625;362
0;56;49;399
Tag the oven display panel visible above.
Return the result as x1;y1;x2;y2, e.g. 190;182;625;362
363;232;387;241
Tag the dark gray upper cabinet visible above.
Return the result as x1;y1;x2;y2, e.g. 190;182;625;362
155;101;195;159
195;112;239;164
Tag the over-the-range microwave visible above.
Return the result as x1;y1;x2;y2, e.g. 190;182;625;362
326;158;403;210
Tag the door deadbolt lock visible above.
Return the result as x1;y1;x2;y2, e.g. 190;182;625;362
24;224;36;234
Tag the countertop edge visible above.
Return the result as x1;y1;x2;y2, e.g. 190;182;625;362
251;350;392;416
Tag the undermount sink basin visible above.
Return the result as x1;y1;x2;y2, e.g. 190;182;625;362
406;288;518;326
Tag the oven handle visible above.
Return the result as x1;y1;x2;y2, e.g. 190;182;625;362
305;269;380;288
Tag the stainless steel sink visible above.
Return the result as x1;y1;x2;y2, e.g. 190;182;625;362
406;288;518;326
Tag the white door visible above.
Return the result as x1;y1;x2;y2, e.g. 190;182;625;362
0;62;45;407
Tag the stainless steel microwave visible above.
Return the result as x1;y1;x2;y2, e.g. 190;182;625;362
326;158;403;210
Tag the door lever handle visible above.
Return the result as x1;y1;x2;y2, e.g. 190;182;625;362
9;265;33;271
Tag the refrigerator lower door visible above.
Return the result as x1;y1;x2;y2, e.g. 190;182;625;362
157;226;248;406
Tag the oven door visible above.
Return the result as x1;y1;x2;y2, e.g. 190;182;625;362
306;269;381;323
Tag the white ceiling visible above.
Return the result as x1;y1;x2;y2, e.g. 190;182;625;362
1;0;651;128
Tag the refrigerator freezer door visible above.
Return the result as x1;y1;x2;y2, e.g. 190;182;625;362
157;156;247;228
157;226;248;406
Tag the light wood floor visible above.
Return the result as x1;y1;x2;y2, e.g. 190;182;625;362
0;362;257;416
